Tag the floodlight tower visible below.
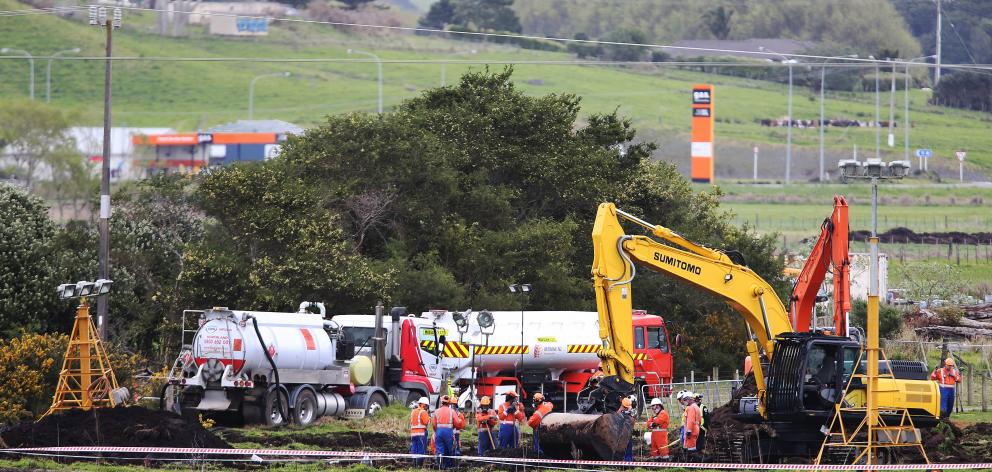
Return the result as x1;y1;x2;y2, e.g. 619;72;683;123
816;159;925;466
45;279;127;417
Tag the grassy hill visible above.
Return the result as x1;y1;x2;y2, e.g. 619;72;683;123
1;0;991;179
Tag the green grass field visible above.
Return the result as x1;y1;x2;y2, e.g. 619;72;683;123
1;0;991;175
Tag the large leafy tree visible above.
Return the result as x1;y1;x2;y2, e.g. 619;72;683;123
271;68;786;372
0;185;62;336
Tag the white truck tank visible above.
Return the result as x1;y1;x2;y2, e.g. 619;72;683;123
192;307;338;377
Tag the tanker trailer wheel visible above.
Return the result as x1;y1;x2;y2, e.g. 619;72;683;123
292;389;317;426
366;392;387;417
264;389;289;426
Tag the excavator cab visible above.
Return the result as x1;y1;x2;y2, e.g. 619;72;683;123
761;334;860;420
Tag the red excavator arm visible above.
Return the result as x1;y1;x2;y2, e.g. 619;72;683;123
789;196;850;335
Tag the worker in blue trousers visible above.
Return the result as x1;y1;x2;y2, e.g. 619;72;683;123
432;395;463;468
931;357;962;418
618;396;636;461
476;396;498;455
497;390;526;448
409;397;430;466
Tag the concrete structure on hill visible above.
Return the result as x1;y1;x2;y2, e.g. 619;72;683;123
668;39;814;60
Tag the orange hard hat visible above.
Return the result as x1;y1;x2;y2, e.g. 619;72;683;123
480;396;491;406
533;392;544;402
440;395;450;404
621;397;633;408
945;358;955;366
505;390;518;398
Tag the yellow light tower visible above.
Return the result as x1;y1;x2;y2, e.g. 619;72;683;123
44;279;124;417
815;159;928;465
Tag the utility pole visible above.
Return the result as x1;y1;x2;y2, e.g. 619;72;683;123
91;5;121;340
874;60;881;159
888;61;896;148
935;0;943;85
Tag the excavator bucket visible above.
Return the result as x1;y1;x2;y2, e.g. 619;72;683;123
537;412;635;460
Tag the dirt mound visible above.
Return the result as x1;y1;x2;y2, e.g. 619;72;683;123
924;420;992;462
222;429;404;452
0;407;230;449
848;227;992;244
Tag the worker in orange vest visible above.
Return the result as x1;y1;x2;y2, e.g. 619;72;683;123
679;391;702;461
931;357;962;418
476;396;498;455
452;400;466;456
646;397;670;460
409;396;430;466
617;396;636;461
527;392;554;455
497;390;526;448
743;354;753;377
432;395;464;468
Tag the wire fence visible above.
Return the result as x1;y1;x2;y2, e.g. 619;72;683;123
637;380;742;424
884;338;992;412
732;214;992;233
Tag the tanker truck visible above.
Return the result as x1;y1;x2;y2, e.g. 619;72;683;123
163;303;389;426
331;308;674;411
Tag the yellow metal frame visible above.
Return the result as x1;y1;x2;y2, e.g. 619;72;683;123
815;281;931;466
43;297;121;417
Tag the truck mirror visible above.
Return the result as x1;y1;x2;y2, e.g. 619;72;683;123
674;334;682;349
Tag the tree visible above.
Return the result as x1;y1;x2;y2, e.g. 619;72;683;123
0;101;78;190
452;0;521;33
270;68;784;373
703;6;733;40
896;261;968;305
0;185;60;337
38;147;96;220
931;71;992;112
337;0;375;10
599;28;648;62
419;0;455;29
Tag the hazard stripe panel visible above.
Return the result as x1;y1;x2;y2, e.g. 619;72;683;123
418;341;472;358
566;344;599;353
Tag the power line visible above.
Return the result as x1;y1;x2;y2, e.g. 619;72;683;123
0;3;982;69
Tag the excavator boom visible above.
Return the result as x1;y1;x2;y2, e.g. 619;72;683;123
789;196;850;335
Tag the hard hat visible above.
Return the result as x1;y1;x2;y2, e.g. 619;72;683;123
533;392;544;402
675;390;686;400
650;398;663;406
480;396;491;406
621;397;633;408
440;395;450;404
945;358;955;366
505;390;518;398
418;397;429;405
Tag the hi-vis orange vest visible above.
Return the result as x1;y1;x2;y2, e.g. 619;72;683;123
528;401;554;428
476;409;496;431
433;405;454;429
410;407;430;436
931;366;962;387
498;402;525;425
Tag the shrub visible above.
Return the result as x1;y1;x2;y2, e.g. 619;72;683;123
0;332;67;423
850;299;904;339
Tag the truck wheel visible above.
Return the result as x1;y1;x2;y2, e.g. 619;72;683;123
264;389;289;427
405;390;423;407
293;389;317;426
366;392;387;417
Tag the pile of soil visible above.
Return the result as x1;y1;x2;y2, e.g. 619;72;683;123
848;227;992;245
0;407;230;449
924;421;992;463
221;429;405;453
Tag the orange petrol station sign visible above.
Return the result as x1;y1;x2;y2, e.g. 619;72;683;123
690;84;714;183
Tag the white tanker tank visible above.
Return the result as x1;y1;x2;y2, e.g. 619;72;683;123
167;304;388;426
422;310;604;377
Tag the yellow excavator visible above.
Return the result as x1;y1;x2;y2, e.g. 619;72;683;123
583;202;939;462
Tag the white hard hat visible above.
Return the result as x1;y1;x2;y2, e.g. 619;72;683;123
418;396;429;405
650;398;663;406
675;390;687;400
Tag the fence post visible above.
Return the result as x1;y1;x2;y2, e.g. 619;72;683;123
734;369;740;381
690;370;695;384
969;368;974;406
713;366;719;382
983;374;987;413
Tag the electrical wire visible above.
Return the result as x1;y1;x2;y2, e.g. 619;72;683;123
0;3;989;71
